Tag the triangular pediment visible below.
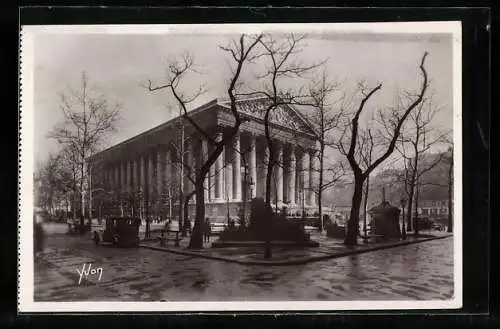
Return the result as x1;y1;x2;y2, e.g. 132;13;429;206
220;97;317;136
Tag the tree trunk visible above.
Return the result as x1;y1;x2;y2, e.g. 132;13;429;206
362;175;370;237
145;199;150;239
241;163;248;228
65;194;69;218
168;188;172;222
406;181;415;232
188;181;205;249
407;151;419;231
265;143;273;210
264;111;274;210
179;118;185;236
318;147;324;231
183;190;195;235
88;169;92;227
73;193;77;220
345;175;363;245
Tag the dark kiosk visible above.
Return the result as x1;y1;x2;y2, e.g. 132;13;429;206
93;217;141;248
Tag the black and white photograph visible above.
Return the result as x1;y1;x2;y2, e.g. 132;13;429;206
19;22;462;312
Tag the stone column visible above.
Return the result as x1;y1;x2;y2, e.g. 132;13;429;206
225;141;233;201
164;148;173;212
288;145;296;205
165;148;172;188
107;168;112;191
126;161;132;193
303;150;310;206
202;139;209;201
109;167;113;191
109;166;113;192
101;164;108;189
156;151;163;205
214;131;224;201
262;144;269;199
186;141;194;195
100;166;105;188
121;162;126;194
140;155;146;193
134;158;140;192
233;133;242;201
209;143;215;201
249;134;257;199
148;153;154;201
114;165;120;194
298;150;307;207
309;150;317;206
276;143;283;204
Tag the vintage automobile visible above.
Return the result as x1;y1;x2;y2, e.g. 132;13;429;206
67;218;84;235
93;217;141;248
209;216;241;235
415;217;433;230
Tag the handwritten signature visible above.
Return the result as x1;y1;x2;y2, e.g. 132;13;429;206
76;263;103;285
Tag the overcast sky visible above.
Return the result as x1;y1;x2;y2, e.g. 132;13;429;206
33;30;454;166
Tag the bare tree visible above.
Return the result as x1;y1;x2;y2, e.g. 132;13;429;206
161;106;192;237
308;69;346;230
34;153;62;215
356;127;377;237
147;34;263;249
238;34;324;211
337;52;429;245
59;144;82;221
394;96;448;232
169;132;198;237
49;72;121;233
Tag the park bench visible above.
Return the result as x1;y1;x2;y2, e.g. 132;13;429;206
360;233;385;243
159;229;182;247
369;234;385;242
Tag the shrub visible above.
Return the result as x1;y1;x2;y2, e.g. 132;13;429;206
249;198;272;229
326;222;346;239
218;198;309;241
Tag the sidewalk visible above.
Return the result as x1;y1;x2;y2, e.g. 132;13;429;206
140;231;453;266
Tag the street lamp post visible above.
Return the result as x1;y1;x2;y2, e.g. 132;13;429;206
401;198;407;240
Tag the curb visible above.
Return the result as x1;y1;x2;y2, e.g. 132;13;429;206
140;234;452;266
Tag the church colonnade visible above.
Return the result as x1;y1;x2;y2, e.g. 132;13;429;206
97;130;318;213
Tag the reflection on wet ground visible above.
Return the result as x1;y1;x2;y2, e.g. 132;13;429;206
35;234;454;301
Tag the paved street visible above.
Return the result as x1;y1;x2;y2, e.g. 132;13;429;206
34;225;454;302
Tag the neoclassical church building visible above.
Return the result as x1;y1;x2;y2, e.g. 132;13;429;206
88;96;321;221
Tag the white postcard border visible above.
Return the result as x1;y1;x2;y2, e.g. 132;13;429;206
18;21;463;313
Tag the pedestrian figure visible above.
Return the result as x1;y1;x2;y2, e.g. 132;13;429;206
34;213;44;256
203;218;211;243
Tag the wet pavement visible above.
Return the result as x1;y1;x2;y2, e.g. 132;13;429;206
34;227;454;302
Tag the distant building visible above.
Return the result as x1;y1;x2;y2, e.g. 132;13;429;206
417;199;450;217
